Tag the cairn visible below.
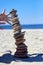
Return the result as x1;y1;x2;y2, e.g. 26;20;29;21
10;9;28;58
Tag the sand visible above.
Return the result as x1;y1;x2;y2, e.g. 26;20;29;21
0;29;43;65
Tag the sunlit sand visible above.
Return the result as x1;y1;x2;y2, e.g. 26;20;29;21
0;29;43;65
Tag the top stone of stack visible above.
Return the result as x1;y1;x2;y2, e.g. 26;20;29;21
10;9;17;14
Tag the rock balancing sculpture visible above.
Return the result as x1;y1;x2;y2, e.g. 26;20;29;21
10;9;28;58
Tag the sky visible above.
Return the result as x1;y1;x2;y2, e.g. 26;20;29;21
0;0;43;25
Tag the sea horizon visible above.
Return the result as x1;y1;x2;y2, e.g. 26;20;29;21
0;24;43;29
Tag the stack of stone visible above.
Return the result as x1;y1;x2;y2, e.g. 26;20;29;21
10;9;28;58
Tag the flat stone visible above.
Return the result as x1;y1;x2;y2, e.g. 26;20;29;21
15;39;25;45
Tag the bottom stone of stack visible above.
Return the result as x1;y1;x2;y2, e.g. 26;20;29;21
14;52;28;58
14;43;28;58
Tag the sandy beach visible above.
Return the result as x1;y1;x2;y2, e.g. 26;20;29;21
0;29;43;65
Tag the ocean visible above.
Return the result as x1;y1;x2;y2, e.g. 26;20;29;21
0;24;43;29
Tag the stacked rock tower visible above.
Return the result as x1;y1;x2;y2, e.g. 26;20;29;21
10;9;28;58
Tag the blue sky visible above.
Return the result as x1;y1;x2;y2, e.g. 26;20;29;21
0;0;43;24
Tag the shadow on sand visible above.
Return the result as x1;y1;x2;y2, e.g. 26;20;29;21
0;53;43;64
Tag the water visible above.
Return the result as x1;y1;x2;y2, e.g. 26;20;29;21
0;24;43;29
